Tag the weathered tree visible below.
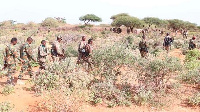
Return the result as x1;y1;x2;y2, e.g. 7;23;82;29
79;14;102;25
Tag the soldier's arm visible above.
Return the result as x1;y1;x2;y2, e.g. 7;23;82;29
13;48;23;62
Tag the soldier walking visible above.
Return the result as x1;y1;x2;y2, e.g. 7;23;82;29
18;37;36;79
4;38;24;85
38;40;48;70
51;36;64;62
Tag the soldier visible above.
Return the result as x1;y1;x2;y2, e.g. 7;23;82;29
163;33;173;53
139;36;148;58
18;37;36;79
38;40;48;70
51;36;64;62
5;38;24;85
84;39;93;71
77;36;87;64
48;28;51;33
183;30;188;39
189;36;196;50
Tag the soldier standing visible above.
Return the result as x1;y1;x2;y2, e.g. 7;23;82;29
84;39;93;71
77;36;87;64
189;36;196;50
18;37;36;79
139;36;148;58
38;40;48;70
163;33;173;53
4;38;24;85
51;36;64;62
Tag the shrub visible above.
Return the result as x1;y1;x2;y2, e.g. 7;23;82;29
188;92;200;106
0;102;14;112
185;49;200;70
1;85;15;96
180;69;200;84
89;80;132;107
65;46;78;57
134;88;152;105
41;17;59;27
185;49;200;62
33;72;59;93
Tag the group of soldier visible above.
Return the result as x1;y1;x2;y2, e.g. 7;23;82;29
3;28;196;85
138;32;197;58
3;35;94;85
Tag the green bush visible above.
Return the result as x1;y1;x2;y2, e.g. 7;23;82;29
134;88;152;105
89;80;131;107
65;46;78;57
0;102;14;112
180;69;200;84
1;85;15;96
41;17;59;27
34;72;59;93
188;92;200;106
185;49;200;62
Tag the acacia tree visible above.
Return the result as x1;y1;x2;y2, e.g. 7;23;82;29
79;14;102;25
143;17;168;28
110;13;130;20
111;16;144;33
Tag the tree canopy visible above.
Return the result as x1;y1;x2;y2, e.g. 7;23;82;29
110;13;130;20
143;17;168;27
79;14;102;25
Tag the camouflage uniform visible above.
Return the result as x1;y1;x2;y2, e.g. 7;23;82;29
139;39;148;58
19;43;35;79
189;39;196;50
51;40;64;62
38;44;48;70
4;44;21;84
78;40;87;62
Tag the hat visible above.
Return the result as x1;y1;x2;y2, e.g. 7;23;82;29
192;36;196;40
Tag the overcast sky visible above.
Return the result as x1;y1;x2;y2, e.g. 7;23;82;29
0;0;200;25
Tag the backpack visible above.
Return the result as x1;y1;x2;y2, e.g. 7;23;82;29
189;39;196;50
139;41;148;52
164;36;171;46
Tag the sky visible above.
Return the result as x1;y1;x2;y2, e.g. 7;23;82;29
0;0;200;25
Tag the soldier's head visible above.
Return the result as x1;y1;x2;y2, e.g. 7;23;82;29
57;35;62;42
166;33;170;36
41;40;46;46
11;37;17;45
27;37;33;44
82;36;86;41
88;38;93;45
142;35;146;40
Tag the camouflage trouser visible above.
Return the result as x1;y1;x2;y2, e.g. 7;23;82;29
52;56;62;62
20;61;32;78
7;64;16;84
140;51;148;58
39;60;46;70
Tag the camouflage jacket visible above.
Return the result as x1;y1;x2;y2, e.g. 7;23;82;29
38;45;48;59
78;40;87;52
51;41;63;56
4;44;21;65
21;43;35;61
